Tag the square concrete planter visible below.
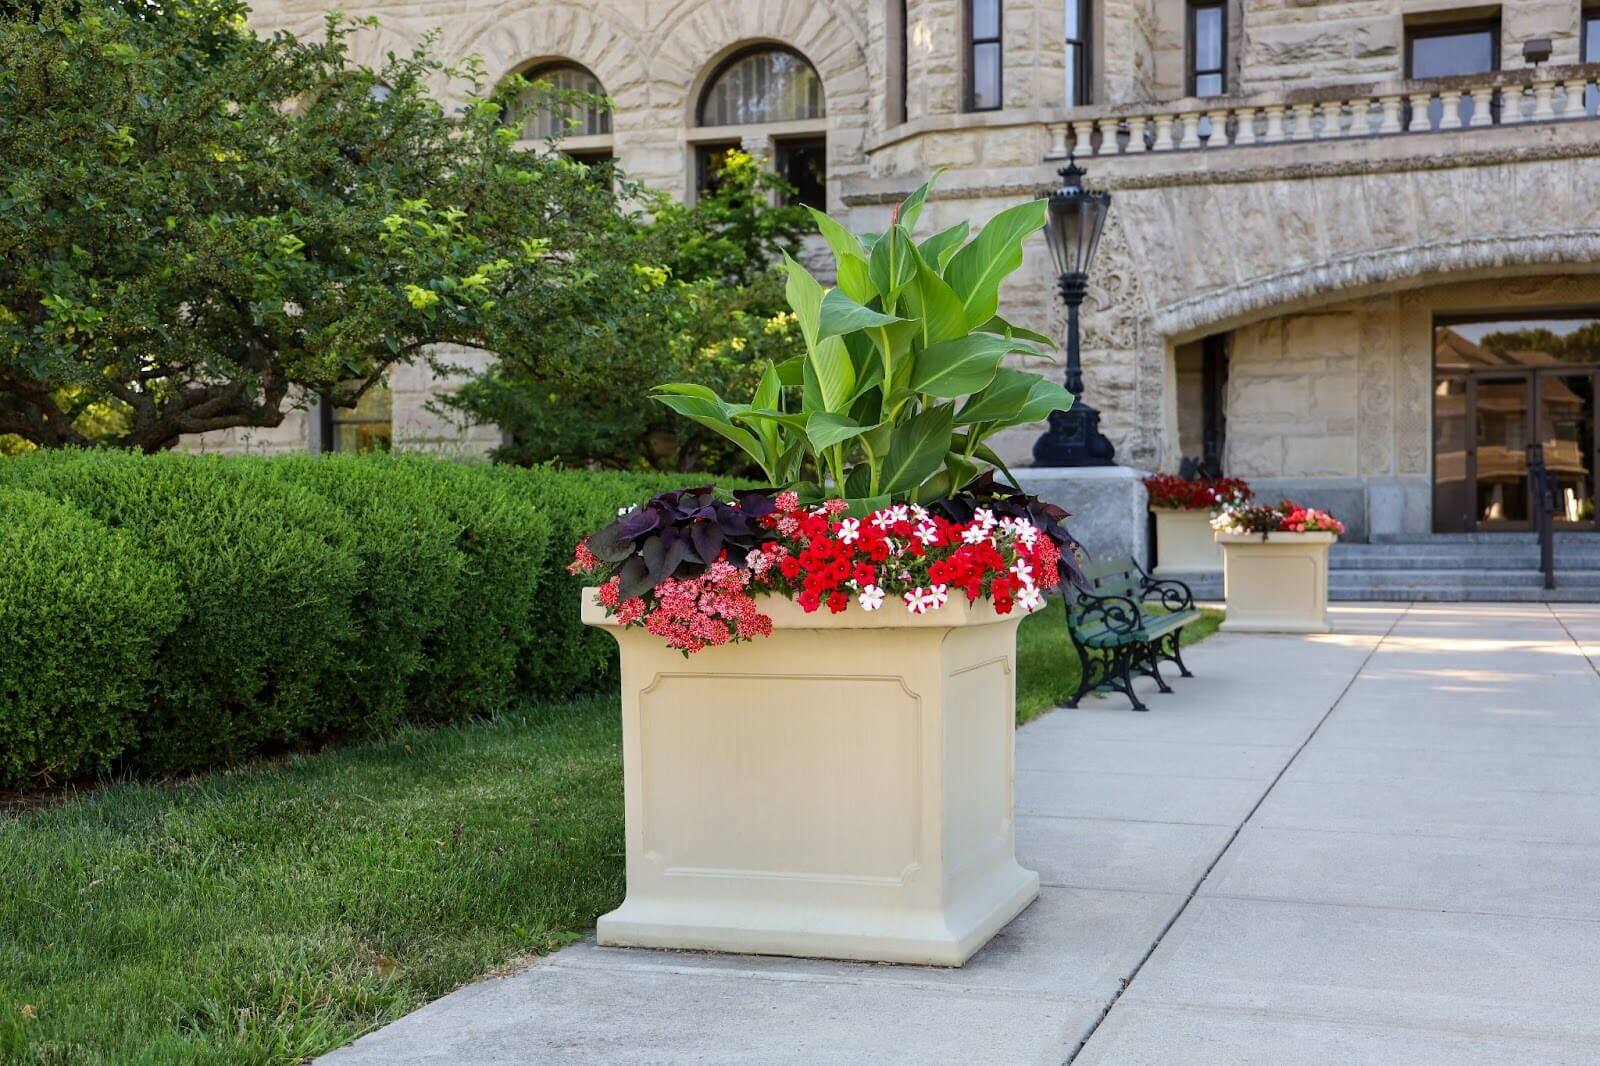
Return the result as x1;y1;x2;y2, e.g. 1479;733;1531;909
1152;508;1223;574
1217;531;1336;634
581;589;1039;967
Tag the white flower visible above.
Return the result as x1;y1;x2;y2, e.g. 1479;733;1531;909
858;584;886;611
870;509;896;531
974;507;998;530
910;504;930;522
889;504;911;523
1017;585;1046;612
616;505;636;516
927;583;950;609
1015;524;1039;549
997;516;1024;537
961;525;991;545
837;517;861;545
1011;559;1035;585
903;587;932;614
913;522;939;546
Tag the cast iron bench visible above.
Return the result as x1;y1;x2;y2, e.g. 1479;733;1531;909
1063;557;1200;712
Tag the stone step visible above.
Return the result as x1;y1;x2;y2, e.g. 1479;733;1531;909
1329;554;1600;570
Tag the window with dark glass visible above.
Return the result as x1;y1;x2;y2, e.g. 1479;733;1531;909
1187;1;1226;97
967;0;1003;111
1065;0;1091;106
1584;11;1600;116
775;137;826;211
1405;19;1498;78
506;62;611;140
889;0;909;125
695;142;741;198
318;381;393;454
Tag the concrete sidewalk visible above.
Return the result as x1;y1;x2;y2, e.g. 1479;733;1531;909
321;603;1600;1065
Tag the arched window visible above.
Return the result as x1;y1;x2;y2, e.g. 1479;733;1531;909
507;61;612;140
692;47;828;210
697;48;826;127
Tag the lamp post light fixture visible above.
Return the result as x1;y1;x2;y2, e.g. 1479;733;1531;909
1032;161;1117;468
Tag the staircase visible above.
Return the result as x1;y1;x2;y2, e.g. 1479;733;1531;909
1169;534;1600;603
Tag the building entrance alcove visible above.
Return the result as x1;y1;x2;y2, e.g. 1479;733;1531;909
1433;314;1599;533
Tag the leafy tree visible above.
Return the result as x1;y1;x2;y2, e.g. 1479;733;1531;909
0;0;647;450
446;151;812;472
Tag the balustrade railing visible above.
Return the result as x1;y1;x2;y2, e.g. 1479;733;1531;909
1044;65;1600;159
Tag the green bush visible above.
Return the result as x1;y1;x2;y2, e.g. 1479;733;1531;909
265;454;467;732
0;450;364;774
0;450;742;784
0;489;183;788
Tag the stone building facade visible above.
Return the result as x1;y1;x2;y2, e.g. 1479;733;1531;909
237;0;1600;540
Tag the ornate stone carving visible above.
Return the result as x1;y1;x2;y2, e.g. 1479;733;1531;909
1356;295;1395;477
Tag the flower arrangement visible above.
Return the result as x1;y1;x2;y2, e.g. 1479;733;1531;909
1143;473;1252;512
573;482;1075;654
1210;500;1346;537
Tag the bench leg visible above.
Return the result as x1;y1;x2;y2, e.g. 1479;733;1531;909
1114;647;1150;713
1141;643;1174;695
1167;631;1194;678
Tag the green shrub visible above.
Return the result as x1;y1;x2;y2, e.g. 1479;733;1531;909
0;488;183;788
0;449;745;784
0;450;363;774
266;454;466;733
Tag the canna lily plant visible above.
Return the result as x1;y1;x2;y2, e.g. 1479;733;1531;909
652;172;1074;515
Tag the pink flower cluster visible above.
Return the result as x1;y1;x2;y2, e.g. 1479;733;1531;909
594;558;772;654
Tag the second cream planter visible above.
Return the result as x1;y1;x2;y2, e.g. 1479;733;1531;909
1217;531;1336;633
1152;508;1223;573
581;589;1039;967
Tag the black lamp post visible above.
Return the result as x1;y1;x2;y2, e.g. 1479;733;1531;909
1032;161;1116;467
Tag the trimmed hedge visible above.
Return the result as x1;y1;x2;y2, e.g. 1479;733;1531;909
0;450;741;787
0;490;183;785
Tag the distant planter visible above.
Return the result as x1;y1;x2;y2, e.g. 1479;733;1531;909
1216;532;1337;634
1152;508;1223;574
583;591;1039;966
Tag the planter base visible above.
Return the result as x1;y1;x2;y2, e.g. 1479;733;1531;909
598;862;1039;967
584;591;1039;967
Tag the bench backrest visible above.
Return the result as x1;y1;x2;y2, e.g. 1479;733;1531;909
1079;556;1142;599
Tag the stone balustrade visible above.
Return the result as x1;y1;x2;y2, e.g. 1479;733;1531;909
1045;65;1600;159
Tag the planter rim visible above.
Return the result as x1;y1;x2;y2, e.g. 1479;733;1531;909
581;586;1022;631
1149;505;1218;514
1214;531;1339;544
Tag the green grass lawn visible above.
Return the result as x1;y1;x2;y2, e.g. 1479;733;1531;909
1;607;1221;1064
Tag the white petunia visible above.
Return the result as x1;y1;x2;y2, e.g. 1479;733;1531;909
927;583;950;609
974;507;998;530
837;517;861;545
913;522;939;546
903;587;931;614
858;584;886;611
910;504;930;522
870;509;896;531
961;525;991;545
1011;559;1035;585
1017;585;1046;612
1015;524;1039;548
888;504;911;523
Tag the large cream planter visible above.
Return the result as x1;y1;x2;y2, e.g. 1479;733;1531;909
582;589;1039;967
1152;508;1223;573
1217;531;1337;634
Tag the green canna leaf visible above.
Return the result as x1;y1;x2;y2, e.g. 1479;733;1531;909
907;334;1012;398
955;367;1036;424
818;287;903;340
918;220;969;272
881;404;955;494
944;198;1048;327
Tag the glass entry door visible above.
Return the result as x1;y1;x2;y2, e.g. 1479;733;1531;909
1433;368;1598;532
1433;313;1600;533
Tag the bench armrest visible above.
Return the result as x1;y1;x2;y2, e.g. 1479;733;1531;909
1139;577;1196;612
1071;591;1146;637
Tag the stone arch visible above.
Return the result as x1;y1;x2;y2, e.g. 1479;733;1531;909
1149;230;1600;345
455;4;648;115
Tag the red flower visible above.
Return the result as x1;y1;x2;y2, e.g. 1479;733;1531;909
780;557;802;579
826;590;850;614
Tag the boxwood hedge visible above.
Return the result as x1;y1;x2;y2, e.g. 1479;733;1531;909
0;450;743;787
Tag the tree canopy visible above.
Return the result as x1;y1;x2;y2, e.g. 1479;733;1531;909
0;0;663;450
